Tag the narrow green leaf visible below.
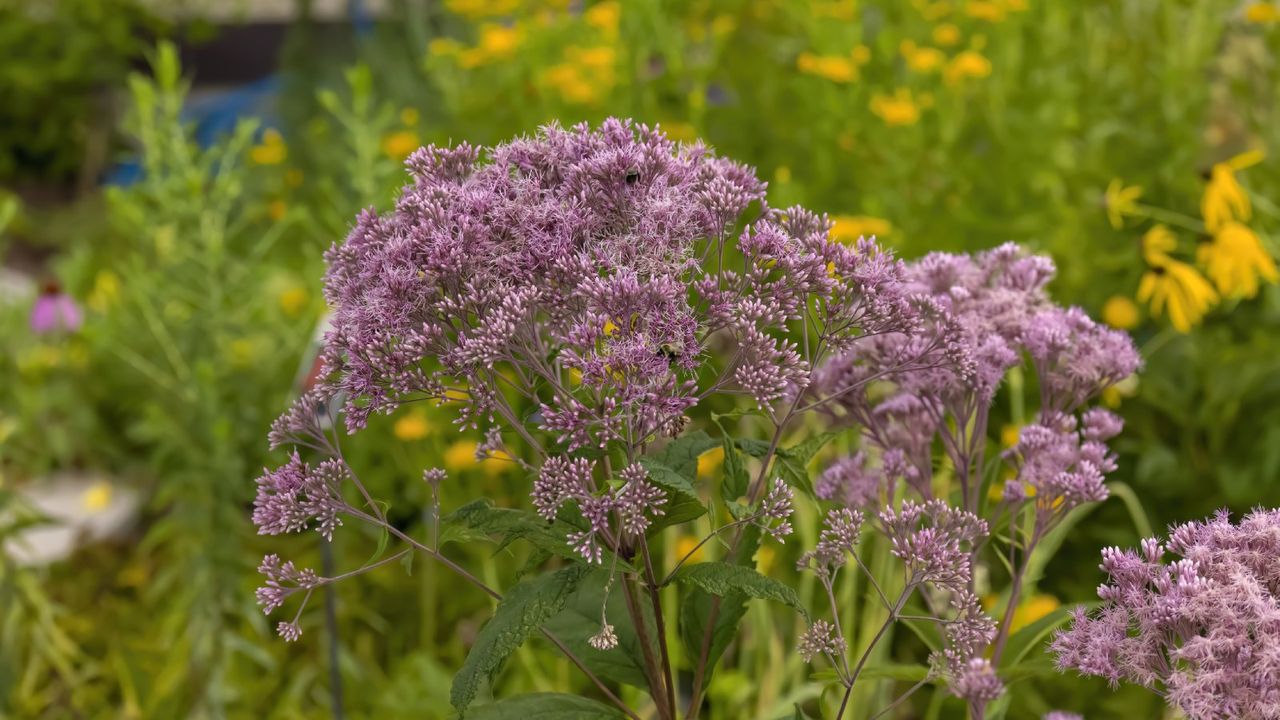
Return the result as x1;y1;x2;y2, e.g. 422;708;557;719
451;565;593;710
464;693;624;719
857;663;931;681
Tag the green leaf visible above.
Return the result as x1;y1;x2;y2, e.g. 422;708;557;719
445;500;630;568
671;562;808;618
451;565;593;711
678;525;761;681
652;430;721;479
464;693;624;719
779;431;841;466
541;571;651;688
775;456;816;498
720;433;750;505
638;457;707;529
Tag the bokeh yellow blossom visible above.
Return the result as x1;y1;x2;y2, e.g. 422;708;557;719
1245;2;1280;23
250;128;287;165
871;88;921;126
676;534;706;563
268;199;287;221
382;130;421;160
932;23;962;46
902;43;946;73
81;481;113;511
698;446;725;479
87;269;119;313
1138;263;1218;334
1141;223;1178;264
1000;424;1021;448
1009;594;1060;634
585;0;621;38
1197;221;1278;298
429;37;462;59
445;439;480;471
1102;295;1140;329
1201;163;1252;233
459;24;523;68
944;50;992;86
797;52;859;83
278;285;308;317
829;215;894;242
964;0;1006;21
445;0;519;19
1104;179;1143;229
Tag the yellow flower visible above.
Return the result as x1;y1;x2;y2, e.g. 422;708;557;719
944;50;992;86
829;214;894;242
870;88;921;126
1101;295;1141;330
1245;2;1280;23
585;0;621;37
445;440;480;471
1141;223;1179;265
813;0;857;21
445;0;519;19
775;166;792;184
755;544;777;574
697;446;725;479
904;45;946;73
394;409;433;441
1009;594;1060;634
852;44;872;65
1138;260;1218;334
711;14;736;37
1197;221;1279;298
662;121;697;142
1201;163;1252;233
268;199;287;221
81;481;113;511
400;106;420;126
278;286;309;317
429;37;462;58
932;23;962;46
1102;374;1139;409
1104;179;1143;229
250;128;287;165
459;24;522;68
964;0;1006;21
87;269;120;313
1003;0;1028;11
1000;424;1021;448
566;45;616;69
676;535;706;563
542;63;608;105
382;130;421;160
797;52;859;83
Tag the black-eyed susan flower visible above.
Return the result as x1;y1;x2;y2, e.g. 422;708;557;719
1104;179;1143;229
250;129;287;165
1202;150;1262;232
1197;221;1278;298
1138;261;1218;333
944;49;992;86
829;214;894;242
933;23;962;46
1245;2;1280;23
871;88;921;125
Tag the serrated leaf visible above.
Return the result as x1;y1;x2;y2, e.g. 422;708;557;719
735;437;773;458
779;431;841;466
775;456;816;498
445;500;627;567
671;562;808;618
452;565;593;710
652;430;721;479
720;434;750;505
638;457;707;529
679;524;761;682
542;571;652;688
464;693;624;719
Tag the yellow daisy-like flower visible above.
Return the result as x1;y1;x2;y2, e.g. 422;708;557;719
1000;423;1021;448
444;439;480;471
1141;223;1178;265
904;45;946;73
584;0;621;37
394;409;433;441
87;269;120;313
697;446;725;479
932;23;962;46
1202;163;1252;233
1101;295;1141;330
1197;221;1279;299
676;534;706;563
382;130;421;160
1245;2;1280;23
964;0;1006;21
829;214;894;242
250;129;287;165
268;199;287;221
797;52;859;83
944;50;992;86
1104;179;1143;229
278;285;309;317
1138;260;1218;334
871;88;921;126
1008;594;1060;634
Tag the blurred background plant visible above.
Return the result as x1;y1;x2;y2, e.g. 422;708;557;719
1;0;1278;718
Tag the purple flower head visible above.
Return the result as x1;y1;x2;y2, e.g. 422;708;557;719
252;452;347;540
950;658;1004;707
797;619;846;663
1042;713;1083;720
1005;410;1121;517
757;478;795;542
816;452;883;508
30;281;82;334
255;554;321;615
1054;509;1280;719
880;499;987;589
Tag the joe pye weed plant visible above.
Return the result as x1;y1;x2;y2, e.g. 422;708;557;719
253;119;1143;718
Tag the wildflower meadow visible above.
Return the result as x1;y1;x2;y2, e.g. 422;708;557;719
3;1;1280;719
